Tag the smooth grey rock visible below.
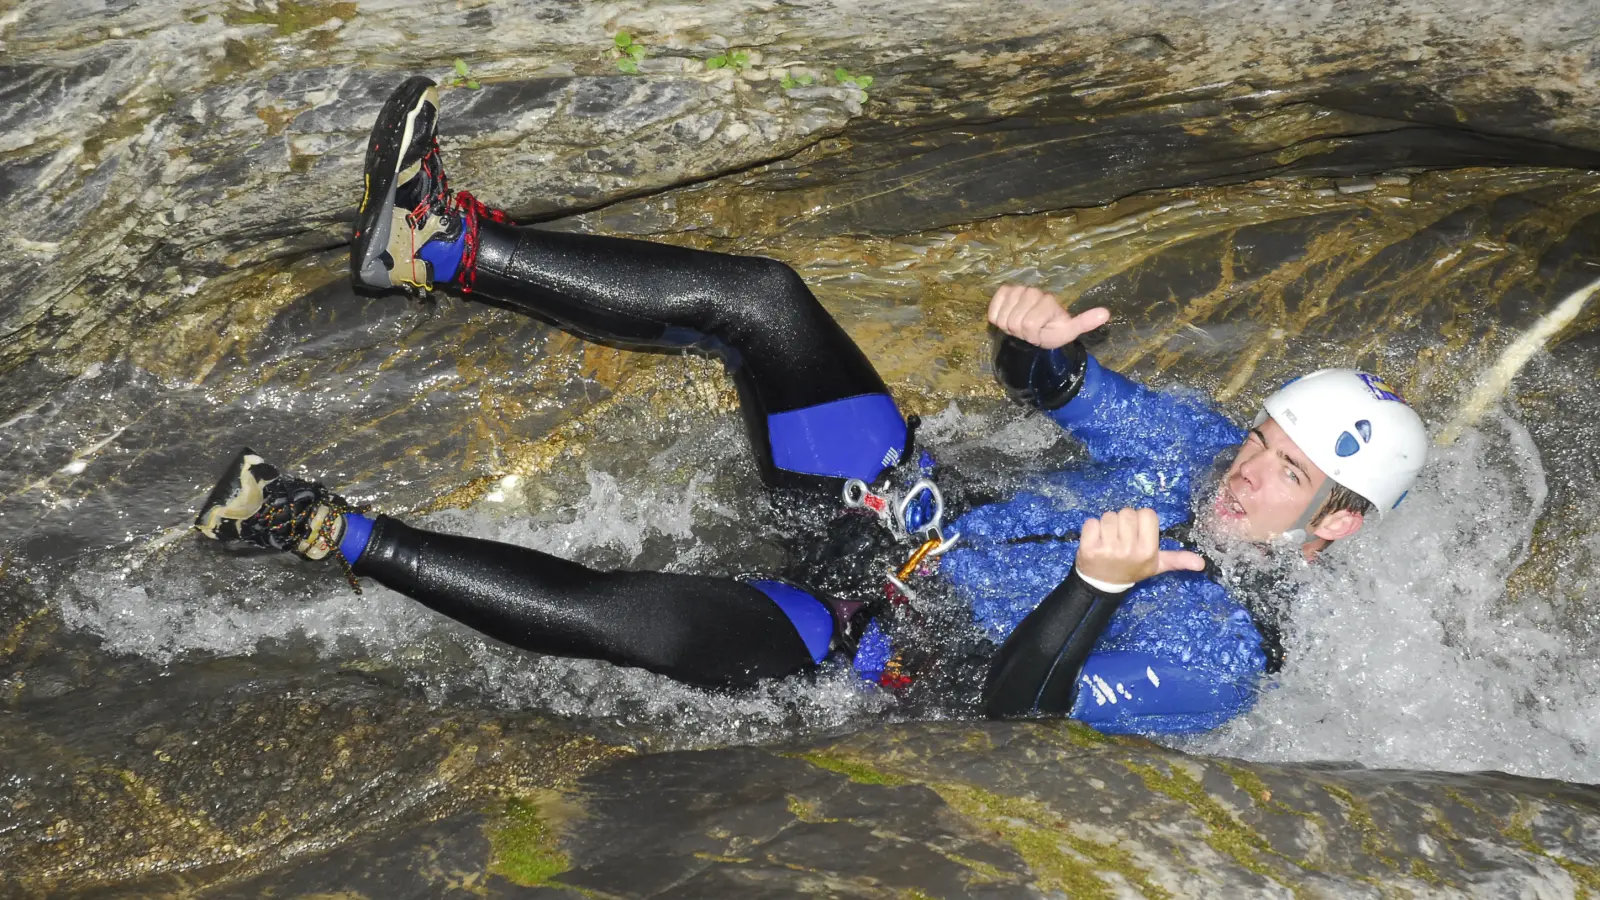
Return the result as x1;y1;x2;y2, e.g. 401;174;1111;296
4;0;1600;379
47;716;1600;898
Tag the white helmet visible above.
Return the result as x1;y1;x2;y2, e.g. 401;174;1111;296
1259;368;1428;517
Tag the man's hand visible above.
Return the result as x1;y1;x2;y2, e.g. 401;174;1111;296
1076;508;1206;586
987;284;1111;350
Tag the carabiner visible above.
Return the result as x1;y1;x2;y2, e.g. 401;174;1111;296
842;478;869;508
923;526;961;558
884;569;918;604
894;478;945;537
843;478;894;522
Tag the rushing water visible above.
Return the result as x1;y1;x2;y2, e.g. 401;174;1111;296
13;167;1600;780
42;357;1600;780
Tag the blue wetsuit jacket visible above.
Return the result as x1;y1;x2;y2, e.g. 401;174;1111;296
856;353;1269;734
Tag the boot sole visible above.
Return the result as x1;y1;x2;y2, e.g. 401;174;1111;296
194;448;278;541
352;76;440;291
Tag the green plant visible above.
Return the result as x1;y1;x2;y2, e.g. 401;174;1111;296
613;31;646;73
833;67;874;91
778;71;815;89
447;58;481;90
705;49;750;70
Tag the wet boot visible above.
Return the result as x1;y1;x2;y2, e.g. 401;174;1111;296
193;448;358;561
351;76;469;294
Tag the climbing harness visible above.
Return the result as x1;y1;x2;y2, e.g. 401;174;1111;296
841;474;960;606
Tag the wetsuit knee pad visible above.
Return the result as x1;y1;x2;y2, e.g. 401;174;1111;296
766;394;907;482
749;580;833;664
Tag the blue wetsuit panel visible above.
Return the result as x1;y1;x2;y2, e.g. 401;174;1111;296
339;512;375;563
851;619;892;680
750;580;833;663
418;226;467;284
1050;355;1245;469
767;393;905;481
936;353;1266;734
1048;352;1114;429
1071;650;1259;734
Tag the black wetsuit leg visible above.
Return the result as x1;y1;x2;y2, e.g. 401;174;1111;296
465;220;908;491
345;223;909;688
353;515;816;688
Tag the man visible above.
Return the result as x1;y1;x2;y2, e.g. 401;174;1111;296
194;77;1428;733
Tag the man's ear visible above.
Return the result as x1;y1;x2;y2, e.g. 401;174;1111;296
1310;508;1364;542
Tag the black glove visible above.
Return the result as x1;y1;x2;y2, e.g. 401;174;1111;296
991;332;1088;411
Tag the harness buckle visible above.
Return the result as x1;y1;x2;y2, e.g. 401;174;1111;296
842;478;894;522
846;473;962;608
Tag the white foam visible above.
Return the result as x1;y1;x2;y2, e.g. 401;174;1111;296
1191;408;1600;783
49;396;1600;774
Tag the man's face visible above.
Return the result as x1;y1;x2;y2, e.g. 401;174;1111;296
1211;417;1330;541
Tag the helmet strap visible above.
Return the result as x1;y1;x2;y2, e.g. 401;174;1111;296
1253;410;1342;546
1282;477;1336;545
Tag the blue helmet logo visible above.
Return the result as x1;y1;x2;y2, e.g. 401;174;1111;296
1335;432;1361;457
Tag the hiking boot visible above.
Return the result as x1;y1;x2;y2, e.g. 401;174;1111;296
194;448;352;560
351;75;460;294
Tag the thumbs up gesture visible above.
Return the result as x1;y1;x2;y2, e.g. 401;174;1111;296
987;284;1111;350
1076;508;1206;586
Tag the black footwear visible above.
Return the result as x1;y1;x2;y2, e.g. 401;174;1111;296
351;76;458;294
194;448;352;560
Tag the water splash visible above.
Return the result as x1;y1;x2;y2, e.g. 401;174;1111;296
1187;410;1600;783
50;389;1600;778
1438;276;1600;444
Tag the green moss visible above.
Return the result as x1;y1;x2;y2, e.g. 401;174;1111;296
1501;809;1540;855
786;793;835;823
82;114;151;161
1409;858;1442;886
1555;858;1600;900
1216;762;1315;820
934;782;1170;900
793;751;907;786
1424;806;1460;841
693;851;752;864
224;0;358;36
1498;804;1600;900
1123;761;1273;877
944;852;1010;881
1442;787;1489;817
1321;785;1400;870
1060;720;1113;748
215;37;267;79
485;796;569;887
958;728;995;753
305;27;340;51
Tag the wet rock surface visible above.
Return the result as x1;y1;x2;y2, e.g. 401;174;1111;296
6;0;1600;381
6;0;1600;896
17;697;1600;898
0;582;629;898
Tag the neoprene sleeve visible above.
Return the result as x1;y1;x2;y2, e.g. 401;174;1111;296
981;568;1128;717
468;221;905;490
352;515;817;688
992;335;1088;411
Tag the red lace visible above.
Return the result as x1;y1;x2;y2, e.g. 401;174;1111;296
454;190;510;294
